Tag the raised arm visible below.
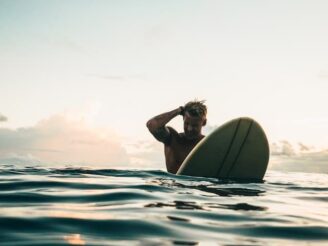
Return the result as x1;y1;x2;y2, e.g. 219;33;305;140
146;106;184;143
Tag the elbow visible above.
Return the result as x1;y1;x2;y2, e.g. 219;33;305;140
147;119;162;133
146;120;154;132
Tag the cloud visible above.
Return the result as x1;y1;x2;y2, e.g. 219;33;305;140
0;153;41;165
124;140;164;169
0;114;129;167
86;73;147;82
318;70;328;80
269;141;328;173
44;34;91;57
2;116;326;174
270;140;295;156
298;142;311;152
0;114;7;122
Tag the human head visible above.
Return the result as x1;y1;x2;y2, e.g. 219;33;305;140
182;100;207;139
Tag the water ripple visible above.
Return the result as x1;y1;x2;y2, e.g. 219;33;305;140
0;166;327;245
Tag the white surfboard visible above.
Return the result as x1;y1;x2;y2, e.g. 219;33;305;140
177;117;270;180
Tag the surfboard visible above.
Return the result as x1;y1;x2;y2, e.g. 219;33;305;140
177;117;270;180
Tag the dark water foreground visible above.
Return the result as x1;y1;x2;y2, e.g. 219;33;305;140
0;165;327;245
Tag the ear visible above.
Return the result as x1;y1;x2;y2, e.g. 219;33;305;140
202;119;207;126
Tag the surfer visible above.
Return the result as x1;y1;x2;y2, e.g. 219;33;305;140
146;100;207;174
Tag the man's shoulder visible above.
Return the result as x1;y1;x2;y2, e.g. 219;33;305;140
162;126;180;145
149;126;178;145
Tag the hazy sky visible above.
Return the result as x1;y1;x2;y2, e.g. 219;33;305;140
1;0;328;171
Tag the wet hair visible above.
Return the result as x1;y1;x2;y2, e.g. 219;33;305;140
184;100;207;118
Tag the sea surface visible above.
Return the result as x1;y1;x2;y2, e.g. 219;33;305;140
0;165;327;246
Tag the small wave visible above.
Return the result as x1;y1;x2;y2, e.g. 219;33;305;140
0;166;327;245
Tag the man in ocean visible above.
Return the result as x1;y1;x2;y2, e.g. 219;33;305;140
146;100;207;174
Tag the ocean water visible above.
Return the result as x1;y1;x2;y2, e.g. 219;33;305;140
0;165;327;246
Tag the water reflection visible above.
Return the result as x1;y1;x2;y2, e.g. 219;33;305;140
145;201;204;210
172;240;199;245
63;234;85;245
192;185;264;197
145;201;267;212
150;178;265;197
167;215;190;222
205;202;267;211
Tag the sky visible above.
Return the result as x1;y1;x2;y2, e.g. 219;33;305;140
0;0;328;172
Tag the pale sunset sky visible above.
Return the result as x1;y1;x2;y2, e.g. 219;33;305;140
0;0;327;172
